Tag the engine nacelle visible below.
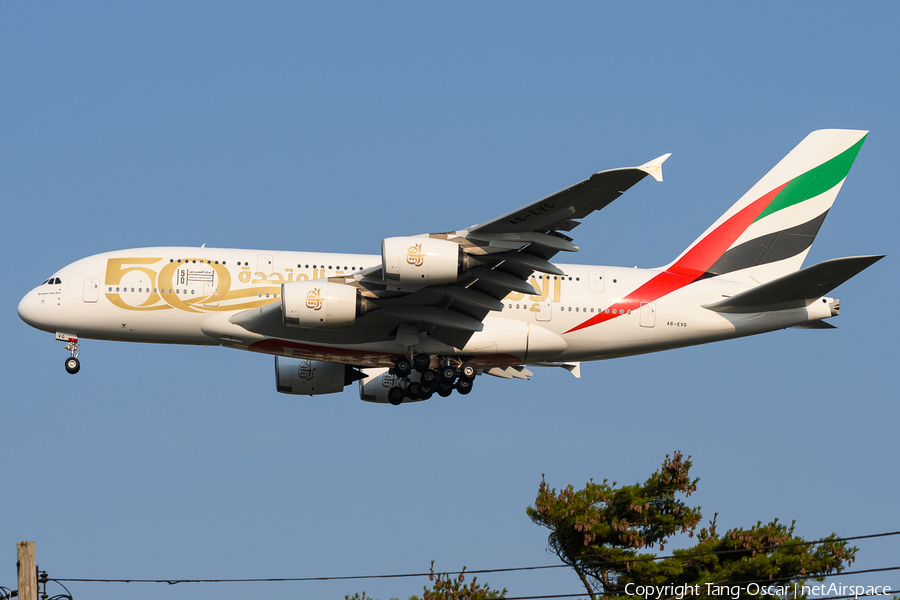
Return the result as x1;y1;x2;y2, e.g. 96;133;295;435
281;280;366;328
381;237;467;285
275;357;362;395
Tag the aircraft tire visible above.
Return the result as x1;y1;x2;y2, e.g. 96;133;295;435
456;379;473;394
65;357;80;375
413;353;431;372
388;386;405;405
439;366;457;381
393;358;412;377
459;363;476;380
421;370;438;385
437;385;453;398
407;381;423;399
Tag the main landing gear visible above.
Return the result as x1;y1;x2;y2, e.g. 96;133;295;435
387;354;476;405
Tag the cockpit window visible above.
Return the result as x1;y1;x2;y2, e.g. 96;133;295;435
54;278;61;284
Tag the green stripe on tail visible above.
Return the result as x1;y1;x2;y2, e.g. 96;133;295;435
754;135;867;223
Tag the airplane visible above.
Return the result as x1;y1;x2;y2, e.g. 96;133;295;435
18;129;883;405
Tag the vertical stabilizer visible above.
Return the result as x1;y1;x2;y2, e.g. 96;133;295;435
664;129;868;285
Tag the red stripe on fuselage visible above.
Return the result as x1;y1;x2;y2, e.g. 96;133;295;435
565;183;787;334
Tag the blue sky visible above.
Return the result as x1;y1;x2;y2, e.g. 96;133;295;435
2;3;898;599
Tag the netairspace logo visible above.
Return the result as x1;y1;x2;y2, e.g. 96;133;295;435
624;582;893;599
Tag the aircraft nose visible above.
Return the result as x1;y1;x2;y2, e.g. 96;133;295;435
17;291;35;326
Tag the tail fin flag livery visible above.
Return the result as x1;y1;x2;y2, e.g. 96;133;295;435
669;129;867;284
18;130;883;404
566;129;871;335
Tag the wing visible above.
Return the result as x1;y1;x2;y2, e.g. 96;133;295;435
336;154;671;349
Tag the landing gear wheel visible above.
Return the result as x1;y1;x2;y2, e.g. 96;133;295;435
440;365;457;382
437;384;453;398
421;369;438;386
392;357;412;377
388;386;405;405
65;356;80;375
420;390;433;401
413;353;431;373
456;378;473;395
459;363;476;381
407;381;423;400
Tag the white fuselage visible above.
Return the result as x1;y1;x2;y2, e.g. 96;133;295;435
18;247;834;369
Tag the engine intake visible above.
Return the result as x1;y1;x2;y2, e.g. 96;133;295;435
381;237;467;285
275;357;363;395
282;280;367;328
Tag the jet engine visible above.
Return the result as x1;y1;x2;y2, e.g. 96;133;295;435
274;357;363;395
281;280;367;328
381;237;468;285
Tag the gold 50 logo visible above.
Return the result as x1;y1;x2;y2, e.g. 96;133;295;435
406;243;426;267
103;257;278;313
306;288;323;310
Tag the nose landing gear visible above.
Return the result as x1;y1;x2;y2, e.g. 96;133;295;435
57;332;80;374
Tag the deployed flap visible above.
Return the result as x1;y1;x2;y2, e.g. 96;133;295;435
484;366;534;380
528;361;582;378
791;321;837;330
703;255;884;313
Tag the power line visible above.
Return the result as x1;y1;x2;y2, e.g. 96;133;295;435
46;565;900;600
52;529;900;584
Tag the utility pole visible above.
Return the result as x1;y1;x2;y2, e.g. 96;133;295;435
16;541;37;600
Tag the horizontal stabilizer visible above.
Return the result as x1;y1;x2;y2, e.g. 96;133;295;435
703;255;884;313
